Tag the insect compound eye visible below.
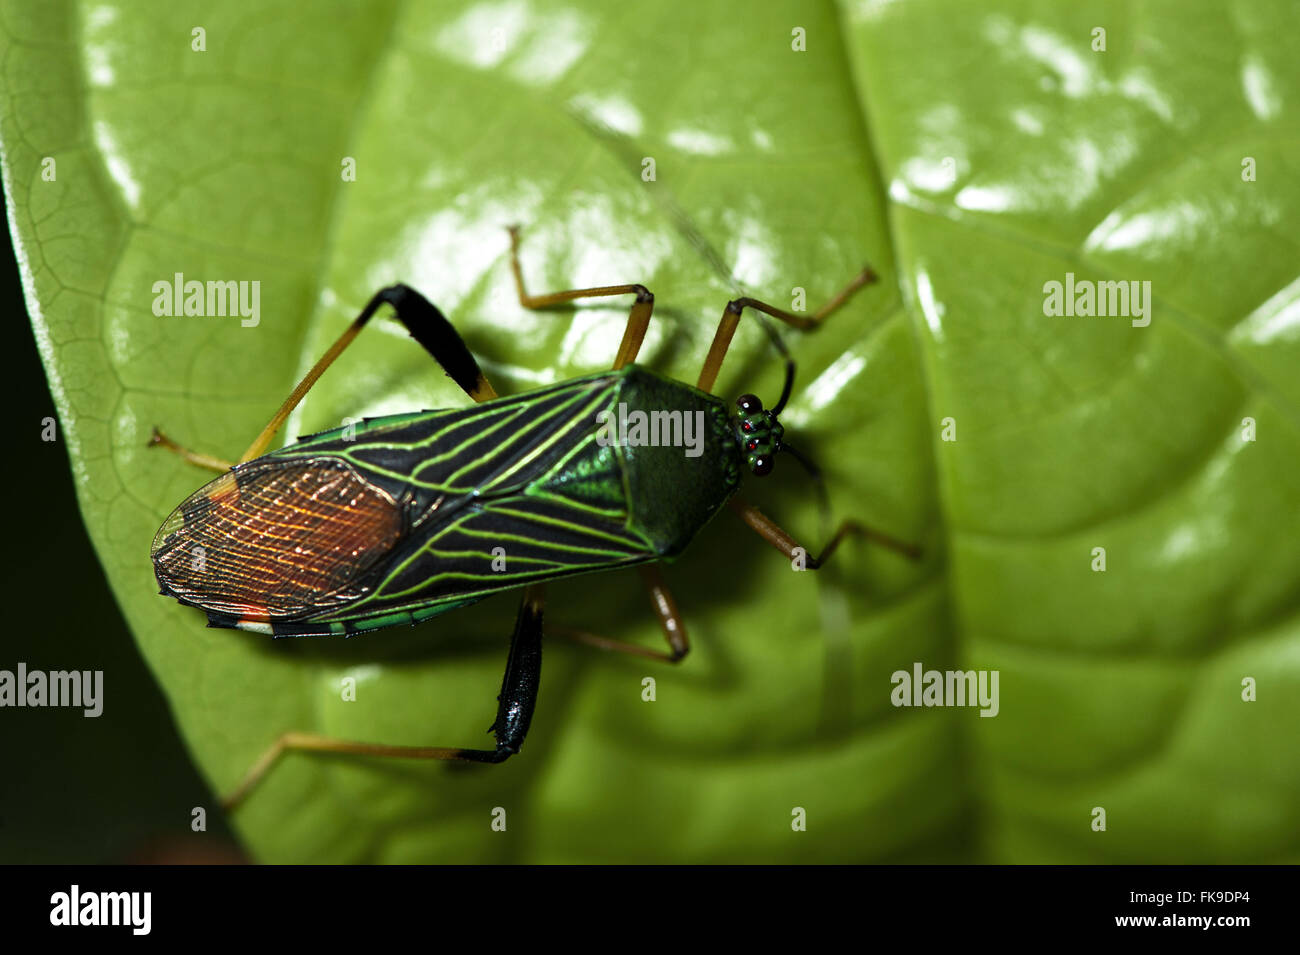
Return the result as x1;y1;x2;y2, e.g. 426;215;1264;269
736;393;762;415
752;455;773;477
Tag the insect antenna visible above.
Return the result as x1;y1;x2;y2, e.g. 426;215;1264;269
777;439;832;527
750;312;797;416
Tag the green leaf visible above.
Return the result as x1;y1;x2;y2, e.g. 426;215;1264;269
3;0;1297;862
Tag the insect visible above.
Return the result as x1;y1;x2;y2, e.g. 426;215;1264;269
149;227;918;808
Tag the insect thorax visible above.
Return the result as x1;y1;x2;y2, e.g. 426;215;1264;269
611;366;743;558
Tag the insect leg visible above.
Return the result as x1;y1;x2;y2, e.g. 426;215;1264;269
220;585;546;811
696;266;877;394
237;285;499;463
551;564;689;663
147;427;234;473
150;284;499;471
507;225;654;369
727;496;921;567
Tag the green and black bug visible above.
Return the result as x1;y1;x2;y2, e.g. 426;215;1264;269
149;227;918;807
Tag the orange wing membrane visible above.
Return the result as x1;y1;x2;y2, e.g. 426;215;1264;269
151;458;405;624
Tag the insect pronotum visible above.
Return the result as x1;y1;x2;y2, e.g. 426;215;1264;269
149;226;919;808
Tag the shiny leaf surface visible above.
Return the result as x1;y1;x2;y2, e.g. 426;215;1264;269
3;0;1297;861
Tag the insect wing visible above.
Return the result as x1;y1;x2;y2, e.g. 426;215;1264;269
151;457;405;624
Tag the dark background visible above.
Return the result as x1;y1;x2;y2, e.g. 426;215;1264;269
0;189;241;863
